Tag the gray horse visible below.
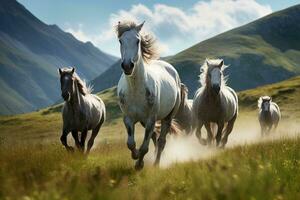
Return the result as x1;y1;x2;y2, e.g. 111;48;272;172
258;96;281;136
192;59;238;147
59;67;106;154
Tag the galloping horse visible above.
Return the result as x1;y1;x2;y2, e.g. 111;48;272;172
258;96;281;136
192;59;238;147
116;21;182;170
59;67;106;154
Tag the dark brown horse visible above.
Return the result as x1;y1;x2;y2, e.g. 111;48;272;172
59;67;106;154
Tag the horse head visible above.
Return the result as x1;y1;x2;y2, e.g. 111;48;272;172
58;67;75;101
117;21;144;76
206;59;224;94
259;96;272;112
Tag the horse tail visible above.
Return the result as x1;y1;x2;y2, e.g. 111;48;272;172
179;83;188;108
154;120;182;136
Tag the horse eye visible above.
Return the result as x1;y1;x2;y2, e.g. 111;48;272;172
119;40;122;45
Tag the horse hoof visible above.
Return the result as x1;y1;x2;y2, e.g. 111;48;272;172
199;138;207;145
131;150;139;160
135;160;144;171
67;147;75;153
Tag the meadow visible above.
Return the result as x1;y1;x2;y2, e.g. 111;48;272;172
0;77;300;200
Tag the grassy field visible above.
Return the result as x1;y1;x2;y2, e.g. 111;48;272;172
1;77;300;199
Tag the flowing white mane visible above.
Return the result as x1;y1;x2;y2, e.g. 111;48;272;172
115;21;159;62
60;67;93;95
199;58;228;87
258;96;271;109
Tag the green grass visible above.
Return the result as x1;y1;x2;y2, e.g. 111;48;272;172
1;78;300;199
0;138;299;200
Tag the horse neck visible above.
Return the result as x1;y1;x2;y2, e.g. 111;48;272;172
125;55;146;90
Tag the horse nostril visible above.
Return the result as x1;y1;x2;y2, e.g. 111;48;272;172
213;85;220;93
130;62;134;68
121;62;125;69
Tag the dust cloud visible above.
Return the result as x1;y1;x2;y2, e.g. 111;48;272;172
144;116;300;168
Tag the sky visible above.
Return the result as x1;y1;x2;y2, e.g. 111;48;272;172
18;0;299;57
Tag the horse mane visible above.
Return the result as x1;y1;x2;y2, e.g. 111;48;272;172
258;96;271;109
115;21;159;62
199;58;228;87
60;68;92;95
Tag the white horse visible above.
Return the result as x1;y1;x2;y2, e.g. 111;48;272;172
59;67;106;154
116;21;182;170
258;96;281;136
192;59;238;147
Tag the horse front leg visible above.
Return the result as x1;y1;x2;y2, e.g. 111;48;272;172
80;129;88;152
124;116;138;160
135;116;156;170
86;116;105;155
60;129;74;152
195;121;206;145
71;130;81;150
221;113;237;148
204;122;213;146
216;122;224;147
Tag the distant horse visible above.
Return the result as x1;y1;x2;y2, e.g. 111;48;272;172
258;96;281;136
59;67;106;154
116;21;182;170
192;59;238;147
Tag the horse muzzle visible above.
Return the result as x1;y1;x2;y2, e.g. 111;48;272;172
212;84;220;94
121;62;134;75
62;92;70;101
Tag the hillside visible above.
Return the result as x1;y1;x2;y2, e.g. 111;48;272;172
0;0;117;115
92;4;300;97
0;77;300;199
1;75;300;146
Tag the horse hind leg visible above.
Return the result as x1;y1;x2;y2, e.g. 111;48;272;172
154;117;172;167
221;113;237;148
151;131;158;153
86;116;105;155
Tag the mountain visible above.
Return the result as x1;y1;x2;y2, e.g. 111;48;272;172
91;4;300;97
91;60;121;93
0;0;117;115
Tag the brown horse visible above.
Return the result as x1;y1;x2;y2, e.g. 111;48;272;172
192;59;238;147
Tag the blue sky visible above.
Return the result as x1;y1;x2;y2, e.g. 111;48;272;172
18;0;299;57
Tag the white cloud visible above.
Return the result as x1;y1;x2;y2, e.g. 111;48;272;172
65;0;272;57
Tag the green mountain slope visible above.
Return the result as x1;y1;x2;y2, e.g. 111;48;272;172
169;4;300;96
92;4;300;97
0;0;117;115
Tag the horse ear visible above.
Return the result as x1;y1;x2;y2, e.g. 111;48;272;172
205;59;210;66
135;21;145;32
218;60;224;68
58;68;62;75
71;67;75;74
